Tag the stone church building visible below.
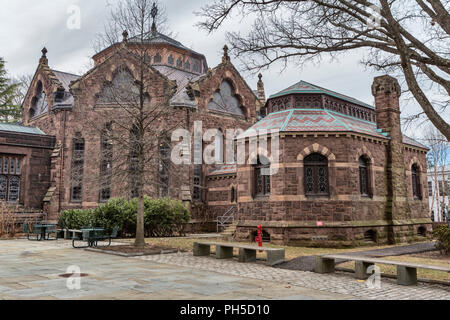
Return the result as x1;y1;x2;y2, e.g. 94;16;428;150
0;26;432;246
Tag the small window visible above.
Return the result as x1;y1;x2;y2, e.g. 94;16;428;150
359;156;370;196
154;53;162;63
168;55;174;65
176;58;183;68
364;230;377;243
417;226;427;237
254;155;270;197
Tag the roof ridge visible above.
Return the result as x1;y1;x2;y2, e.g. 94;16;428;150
51;69;81;77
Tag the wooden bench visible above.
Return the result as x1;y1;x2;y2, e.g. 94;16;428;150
315;254;450;286
193;242;285;266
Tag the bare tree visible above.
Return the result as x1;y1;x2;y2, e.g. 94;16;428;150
197;0;450;141
93;0;171;53
424;124;449;221
85;0;183;248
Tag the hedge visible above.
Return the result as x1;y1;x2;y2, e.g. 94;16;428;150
58;197;190;237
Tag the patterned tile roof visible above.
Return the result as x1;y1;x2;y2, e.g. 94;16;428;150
238;109;388;139
51;70;80;109
270;80;374;109
0;123;46;135
208;164;237;176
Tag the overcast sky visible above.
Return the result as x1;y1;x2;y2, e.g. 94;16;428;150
0;0;445;140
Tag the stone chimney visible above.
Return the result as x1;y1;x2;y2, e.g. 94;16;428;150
371;75;411;243
371;75;402;138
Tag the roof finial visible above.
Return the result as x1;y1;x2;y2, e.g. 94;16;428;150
151;2;158;33
40;47;48;65
222;45;230;63
122;30;129;43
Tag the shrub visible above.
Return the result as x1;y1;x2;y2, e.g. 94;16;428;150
143;197;190;237
58;197;191;238
58;209;95;230
433;225;450;255
94;198;136;236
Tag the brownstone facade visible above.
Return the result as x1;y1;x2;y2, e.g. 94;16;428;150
2;28;431;247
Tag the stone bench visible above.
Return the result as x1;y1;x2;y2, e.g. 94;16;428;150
193;242;285;266
315;254;450;286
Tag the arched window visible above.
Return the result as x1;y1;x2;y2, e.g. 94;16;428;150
176;58;183;68
168;55;174;65
154;53;162;63
97;68;140;104
231;186;236;203
208;81;245;116
129;126;139;199
30;81;48;118
359;156;370;196
71;135;85;202
158;133;171;198
99;123;113;202
411;164;421;199
304;153;329;196
254;155;270;197
364;229;377;243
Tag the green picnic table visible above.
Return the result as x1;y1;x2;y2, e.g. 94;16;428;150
28;224;57;241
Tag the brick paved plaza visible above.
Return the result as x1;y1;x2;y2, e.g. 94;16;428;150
0;239;448;300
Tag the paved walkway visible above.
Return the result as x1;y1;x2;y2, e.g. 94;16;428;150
0;240;349;300
0;239;448;300
139;252;450;300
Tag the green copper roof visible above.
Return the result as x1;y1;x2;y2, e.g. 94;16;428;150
270;80;374;109
0;123;46;135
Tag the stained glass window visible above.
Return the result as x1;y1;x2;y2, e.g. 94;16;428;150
71;136;85;202
158;134;171;198
304;154;328;196
208;81;244;116
31;81;48;118
0;155;22;203
100;124;113;202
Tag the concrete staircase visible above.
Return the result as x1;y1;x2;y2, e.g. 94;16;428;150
220;221;238;240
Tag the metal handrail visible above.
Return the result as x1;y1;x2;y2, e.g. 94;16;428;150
217;206;237;233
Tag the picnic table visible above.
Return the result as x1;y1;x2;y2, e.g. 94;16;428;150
28;224;57;241
71;226;120;249
72;228;105;248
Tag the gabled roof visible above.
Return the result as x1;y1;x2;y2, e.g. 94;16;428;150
51;70;80;109
403;135;428;149
0;123;46;135
270;80;374;110
238;109;388;139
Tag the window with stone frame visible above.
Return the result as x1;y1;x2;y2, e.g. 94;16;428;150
99;123;113;202
97;68;140;104
0;155;22;203
168;54;174;65
193;60;200;73
428;181;433;197
158;133;171;198
208;81;245;116
70;135;85;202
359;156;371;196
129;126;139;199
411;164;422;199
304;153;329;196
193;164;203;201
176;58;183;68
184;60;191;71
154;53;162;64
254;155;271;197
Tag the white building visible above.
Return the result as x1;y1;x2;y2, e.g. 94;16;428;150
427;165;450;222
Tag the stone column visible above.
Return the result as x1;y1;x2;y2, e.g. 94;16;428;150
372;75;411;243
